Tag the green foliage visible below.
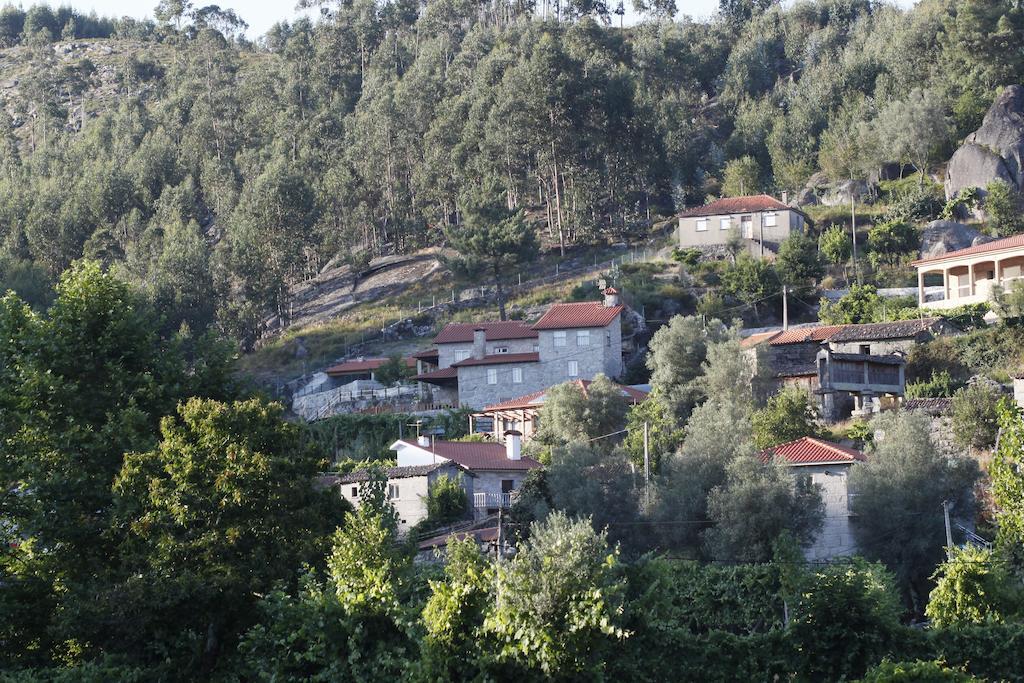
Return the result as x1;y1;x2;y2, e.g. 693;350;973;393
820;283;883;324
752;386;821;450
534;373;628;450
858;659;979;682
721;155;762;197
905;370;959;399
721;254;774;314
991;278;1024;320
375;353;411;387
485;511;628;677
984;179;1024;236
926;545;1022;627
775;233;824;286
790;560;903;682
991;402;1024;564
671;247;702;270
868;221;920;269
820;225;853;269
949;382;1002;449
645;314;729;423
941;187;981;220
623;388;684;473
704;457;823;562
850;411;980;608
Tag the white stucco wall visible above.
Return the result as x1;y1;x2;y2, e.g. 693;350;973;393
790;463;859;561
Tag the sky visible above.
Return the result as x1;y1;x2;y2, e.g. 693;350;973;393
59;0;916;38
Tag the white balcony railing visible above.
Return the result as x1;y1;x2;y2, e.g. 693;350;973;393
473;492;514;509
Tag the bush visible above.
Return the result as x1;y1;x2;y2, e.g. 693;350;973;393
926;545;1022;627
905;370;958;399
858;659;979;682
950;382;1002;450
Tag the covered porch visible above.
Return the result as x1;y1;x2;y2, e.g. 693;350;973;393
917;253;1024;309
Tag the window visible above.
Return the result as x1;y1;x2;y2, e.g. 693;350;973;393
487;368;498;384
568;360;579;377
696;218;708;232
453;349;470;362
388;484;400;500
764;212;777;227
577;330;590;346
553;331;567;347
493;346;509;354
512;367;523;383
351;486;358;498
720;216;732;230
859;344;871;355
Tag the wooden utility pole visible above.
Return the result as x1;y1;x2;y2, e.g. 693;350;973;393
782;285;789;331
643;422;650;511
942;500;953;556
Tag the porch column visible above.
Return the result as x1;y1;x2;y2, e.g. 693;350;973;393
996;258;1004;287
968;262;976;296
917;269;925;305
943;267;952;301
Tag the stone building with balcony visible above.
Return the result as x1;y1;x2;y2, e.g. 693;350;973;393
913;234;1024;313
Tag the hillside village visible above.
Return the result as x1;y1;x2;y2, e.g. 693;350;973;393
6;0;1024;680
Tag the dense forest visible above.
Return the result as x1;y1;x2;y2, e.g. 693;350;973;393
0;0;1020;348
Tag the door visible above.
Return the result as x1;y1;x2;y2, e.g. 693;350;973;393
741;215;753;239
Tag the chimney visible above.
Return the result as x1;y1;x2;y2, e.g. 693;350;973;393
505;430;522;460
781;191;789;205
417;434;430;448
472;327;486;360
603;287;620;308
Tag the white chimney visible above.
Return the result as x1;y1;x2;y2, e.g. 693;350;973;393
505;430;522;460
417;434;430;448
781;190;789;205
603;287;620;308
472;327;486;360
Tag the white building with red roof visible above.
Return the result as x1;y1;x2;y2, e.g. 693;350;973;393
677;194;808;259
761;436;866;560
913;233;1024;313
414;289;626;409
391;434;542;517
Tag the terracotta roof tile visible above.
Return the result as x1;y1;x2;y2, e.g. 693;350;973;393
678;194;799;218
414;367;458;382
740;330;781;348
452;352;540;367
433;321;537;344
410;348;439;360
395;439;542;471
325;357;388;375
760;436;865;466
828;318;948;342
912;234;1024;266
532;302;623;330
767;325;847;346
903;397;954;415
481;380;648;412
337;462;464;483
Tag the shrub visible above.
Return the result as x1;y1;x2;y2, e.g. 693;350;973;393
858;659;979;682
905;370;958;398
950;382;1002;450
926;545;1022;627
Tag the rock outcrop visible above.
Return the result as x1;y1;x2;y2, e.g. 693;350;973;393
919;220;994;259
945;84;1024;199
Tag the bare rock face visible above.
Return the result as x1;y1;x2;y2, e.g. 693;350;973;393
919;220;994;259
820;179;874;206
945;85;1024;199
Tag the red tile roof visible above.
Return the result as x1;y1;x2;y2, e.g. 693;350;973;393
740;330;781;348
678;194;797;218
414;367;458;383
912;234;1024;266
418;526;499;551
433;321;537;344
410;348;439;360
395;439;541;471
481;379;649;412
532;302;623;330
767;325;847;346
760;436;866;466
325;357;388;375
452;352;540;367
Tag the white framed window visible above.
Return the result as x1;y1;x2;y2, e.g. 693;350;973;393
493;346;509;354
388;484;400;500
577;330;590;346
568;360;579;377
351;486;358;498
487;368;498;384
764;212;777;227
696;218;708;232
454;349;470;362
512;367;523;383
720;216;732;230
553;331;567;347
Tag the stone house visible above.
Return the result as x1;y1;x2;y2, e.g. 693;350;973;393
825;318;960;355
472;379;649;444
760;436;866;561
331;461;473;534
390;433;542;519
677;194;808;258
414;290;625;410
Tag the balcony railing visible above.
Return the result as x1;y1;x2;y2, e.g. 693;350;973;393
474;492;514;509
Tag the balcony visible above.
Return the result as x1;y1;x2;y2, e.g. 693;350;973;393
473;492;515;509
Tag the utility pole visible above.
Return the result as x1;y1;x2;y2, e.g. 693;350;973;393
942;500;953;556
782;285;789;331
643;421;650;511
851;194;860;284
496;507;504;562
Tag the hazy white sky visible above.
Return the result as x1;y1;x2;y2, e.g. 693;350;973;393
57;0;916;38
